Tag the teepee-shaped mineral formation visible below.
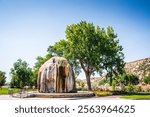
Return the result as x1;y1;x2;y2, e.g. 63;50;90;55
37;57;76;93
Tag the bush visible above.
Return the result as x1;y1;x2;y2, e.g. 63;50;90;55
125;84;132;92
99;79;107;85
93;91;112;97
144;75;150;85
80;82;85;89
76;80;86;91
111;91;127;95
125;84;134;93
135;86;142;92
77;87;82;91
117;73;139;86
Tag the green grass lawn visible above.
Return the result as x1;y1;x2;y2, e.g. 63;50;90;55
92;91;150;99
0;88;20;95
0;88;37;95
121;95;150;100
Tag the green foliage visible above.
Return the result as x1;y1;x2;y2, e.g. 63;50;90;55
0;71;6;87
117;73;139;86
0;88;20;95
76;80;86;91
135;86;142;92
0;88;37;95
52;40;82;77
10;59;33;88
144;74;150;85
34;54;52;70
53;21;125;90
112;80;117;91
79;82;85;89
98;79;108;85
49;40;67;57
33;21;125;90
125;84;134;93
121;95;150;100
98;73;139;92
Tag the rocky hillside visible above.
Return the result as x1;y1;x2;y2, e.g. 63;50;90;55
77;57;150;88
125;57;150;80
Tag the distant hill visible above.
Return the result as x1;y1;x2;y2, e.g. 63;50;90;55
125;57;150;80
78;57;150;84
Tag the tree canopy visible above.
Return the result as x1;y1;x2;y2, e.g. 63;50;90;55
0;70;6;87
117;73;139;86
10;59;33;88
32;51;53;86
52;21;125;90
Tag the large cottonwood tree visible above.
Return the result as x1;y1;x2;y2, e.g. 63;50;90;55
55;21;125;90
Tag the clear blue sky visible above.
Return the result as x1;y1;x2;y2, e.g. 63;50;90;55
0;0;150;82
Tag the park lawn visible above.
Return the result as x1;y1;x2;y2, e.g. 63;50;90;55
0;88;20;95
0;88;36;95
121;95;150;100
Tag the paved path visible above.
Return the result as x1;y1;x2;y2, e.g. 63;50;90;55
0;95;124;100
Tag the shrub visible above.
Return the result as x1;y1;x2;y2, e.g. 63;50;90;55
135;86;142;92
116;73;139;87
77;87;82;91
94;91;112;97
79;82;85;90
111;90;128;95
144;75;150;85
125;84;134;93
99;79;107;85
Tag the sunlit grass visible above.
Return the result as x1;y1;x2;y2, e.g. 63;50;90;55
121;95;150;100
0;88;20;95
0;88;36;95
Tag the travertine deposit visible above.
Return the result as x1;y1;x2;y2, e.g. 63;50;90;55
37;57;76;93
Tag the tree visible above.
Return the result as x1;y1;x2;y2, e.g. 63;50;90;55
47;45;63;57
10;59;33;88
0;71;6;87
52;40;82;77
54;21;125;90
117;73;139;86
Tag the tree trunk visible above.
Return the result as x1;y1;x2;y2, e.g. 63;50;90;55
79;60;92;91
85;72;92;90
109;77;112;86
